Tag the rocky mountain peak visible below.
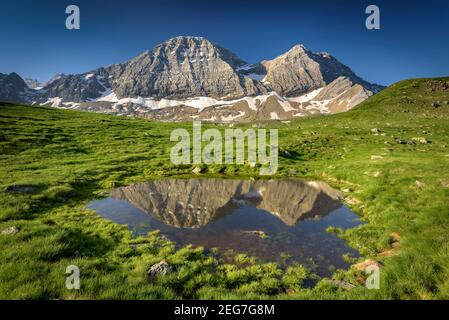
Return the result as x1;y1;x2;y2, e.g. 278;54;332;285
0;72;29;102
24;78;42;89
1;36;384;122
287;44;309;53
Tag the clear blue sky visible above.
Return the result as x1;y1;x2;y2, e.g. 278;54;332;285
1;0;448;85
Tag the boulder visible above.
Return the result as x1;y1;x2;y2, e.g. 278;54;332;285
353;259;379;272
411;137;430;144
192;166;202;174
147;260;173;283
415;180;426;189
1;226;19;235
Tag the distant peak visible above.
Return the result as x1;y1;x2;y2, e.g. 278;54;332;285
288;44;309;53
163;36;210;45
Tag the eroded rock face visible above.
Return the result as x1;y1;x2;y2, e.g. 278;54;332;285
110;178;344;228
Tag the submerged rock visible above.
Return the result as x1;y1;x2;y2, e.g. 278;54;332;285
243;230;268;239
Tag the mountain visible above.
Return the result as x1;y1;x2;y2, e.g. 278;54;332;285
24;78;43;90
0;36;384;122
0;73;29;103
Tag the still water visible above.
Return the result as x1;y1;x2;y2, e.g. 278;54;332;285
88;178;361;276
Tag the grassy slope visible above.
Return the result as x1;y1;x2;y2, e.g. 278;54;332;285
0;77;448;299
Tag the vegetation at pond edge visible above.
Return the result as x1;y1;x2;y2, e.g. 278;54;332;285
1;77;449;299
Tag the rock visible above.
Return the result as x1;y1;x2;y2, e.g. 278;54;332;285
192;166;202;174
431;101;441;108
415;180;426;189
1;226;19;235
346;197;361;206
378;249;396;257
328;280;356;290
353;259;379;272
370;155;383;160
426;80;449;92
147;260;173;283
401;96;414;104
370;128;381;133
391;242;400;249
411;137;430;144
280;149;292;157
390;232;401;244
378;232;401;257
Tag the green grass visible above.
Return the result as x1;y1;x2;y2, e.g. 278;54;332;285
0;77;448;299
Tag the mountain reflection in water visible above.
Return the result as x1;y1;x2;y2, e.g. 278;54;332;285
88;178;361;276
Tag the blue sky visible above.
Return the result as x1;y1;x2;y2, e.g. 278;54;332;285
0;0;448;85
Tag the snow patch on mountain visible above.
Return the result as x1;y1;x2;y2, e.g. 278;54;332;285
288;88;323;103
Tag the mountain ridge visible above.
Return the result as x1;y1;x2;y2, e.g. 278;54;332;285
0;36;384;122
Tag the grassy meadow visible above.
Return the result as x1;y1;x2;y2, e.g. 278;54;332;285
0;77;448;299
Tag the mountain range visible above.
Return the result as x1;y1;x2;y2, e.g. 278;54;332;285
0;36;383;122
